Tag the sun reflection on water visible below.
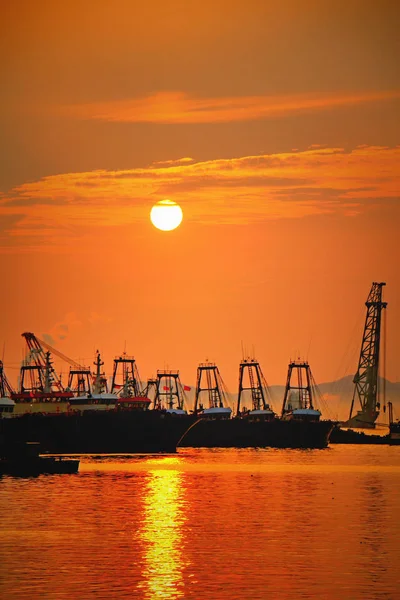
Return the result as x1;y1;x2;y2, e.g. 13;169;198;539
138;458;188;599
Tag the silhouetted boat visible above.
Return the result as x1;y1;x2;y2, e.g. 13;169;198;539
0;442;79;477
180;359;333;449
0;406;196;454
388;401;400;446
0;341;196;454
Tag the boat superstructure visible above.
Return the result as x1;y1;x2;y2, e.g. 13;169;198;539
69;351;118;411
0;335;196;454
194;362;232;419
343;282;387;429
153;370;188;414
0;361;15;418
281;360;322;422
180;358;332;448
11;333;73;413
237;358;276;421
67;365;92;396
111;353;151;411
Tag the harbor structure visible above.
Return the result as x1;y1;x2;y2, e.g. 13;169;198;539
343;282;387;429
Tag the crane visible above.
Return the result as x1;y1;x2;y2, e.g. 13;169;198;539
21;332;88;392
343;282;387;429
22;333;86;370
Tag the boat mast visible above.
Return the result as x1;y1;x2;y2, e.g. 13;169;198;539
111;354;141;397
346;282;387;428
194;362;227;412
43;352;55;393
237;358;271;415
92;351;107;394
67;366;92;395
0;361;14;397
153;370;185;410
141;378;158;403
281;361;314;416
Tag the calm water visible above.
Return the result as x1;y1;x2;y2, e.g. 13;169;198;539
1;446;400;600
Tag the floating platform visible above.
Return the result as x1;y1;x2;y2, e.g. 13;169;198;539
0;442;79;477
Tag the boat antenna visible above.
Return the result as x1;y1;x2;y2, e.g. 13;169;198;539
306;335;312;361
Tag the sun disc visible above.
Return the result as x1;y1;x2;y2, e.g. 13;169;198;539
150;200;183;231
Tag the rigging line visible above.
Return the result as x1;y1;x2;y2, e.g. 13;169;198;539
383;306;387;411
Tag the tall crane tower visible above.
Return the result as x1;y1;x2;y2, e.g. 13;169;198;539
343;282;387;429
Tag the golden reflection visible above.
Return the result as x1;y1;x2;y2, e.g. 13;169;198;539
138;460;187;599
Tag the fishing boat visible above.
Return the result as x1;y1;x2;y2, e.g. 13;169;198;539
179;361;235;447
1;338;196;454
237;358;276;422
68;351;118;411
180;358;333;449
277;360;333;447
152;369;191;416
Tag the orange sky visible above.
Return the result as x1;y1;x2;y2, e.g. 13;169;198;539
1;0;399;391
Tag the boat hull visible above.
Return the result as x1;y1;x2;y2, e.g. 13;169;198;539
329;424;389;444
389;423;400;445
0;411;197;454
0;457;79;477
179;417;333;449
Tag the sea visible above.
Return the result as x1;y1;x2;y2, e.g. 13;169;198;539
1;446;399;600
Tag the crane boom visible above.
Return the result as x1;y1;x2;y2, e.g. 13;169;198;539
22;332;86;369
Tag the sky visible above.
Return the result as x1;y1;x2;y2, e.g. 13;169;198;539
1;0;399;394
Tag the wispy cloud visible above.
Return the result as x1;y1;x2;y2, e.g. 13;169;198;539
1;145;399;251
61;90;400;124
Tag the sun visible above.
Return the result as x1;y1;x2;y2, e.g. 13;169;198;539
150;199;183;231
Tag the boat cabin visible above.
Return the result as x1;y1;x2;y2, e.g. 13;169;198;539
197;406;232;420
286;408;321;422
68;393;118;411
0;397;15;417
116;397;152;411
241;407;276;422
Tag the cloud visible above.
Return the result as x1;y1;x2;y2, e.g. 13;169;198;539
42;333;55;346
61;90;400;124
42;313;82;346
1;145;399;251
